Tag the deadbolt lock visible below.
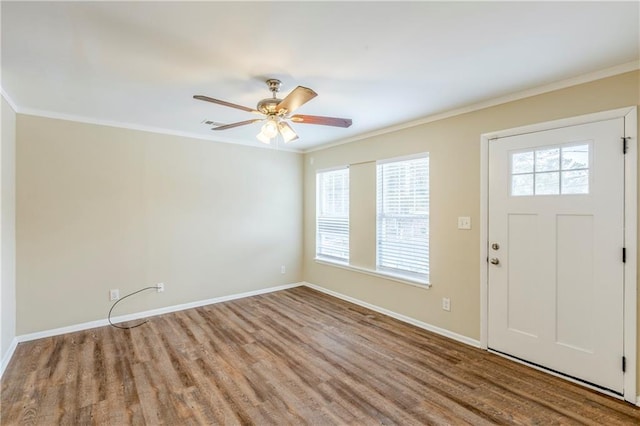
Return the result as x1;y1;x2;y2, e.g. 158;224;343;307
491;243;500;250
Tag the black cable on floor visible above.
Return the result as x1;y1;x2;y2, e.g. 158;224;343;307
108;286;158;330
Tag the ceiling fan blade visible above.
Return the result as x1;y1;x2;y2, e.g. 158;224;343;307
276;86;317;114
290;114;352;128
212;119;263;131
194;95;259;114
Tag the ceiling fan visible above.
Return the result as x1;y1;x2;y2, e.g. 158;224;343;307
194;79;352;144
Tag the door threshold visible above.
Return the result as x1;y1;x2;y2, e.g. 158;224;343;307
488;348;625;402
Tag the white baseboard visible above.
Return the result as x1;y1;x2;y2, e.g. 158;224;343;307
302;281;481;348
17;282;303;343
0;337;19;379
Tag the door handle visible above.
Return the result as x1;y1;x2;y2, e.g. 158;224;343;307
490;258;500;265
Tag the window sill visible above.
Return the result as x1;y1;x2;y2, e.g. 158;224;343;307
314;258;431;290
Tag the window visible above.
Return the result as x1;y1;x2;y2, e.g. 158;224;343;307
316;167;349;262
377;154;429;282
511;143;590;196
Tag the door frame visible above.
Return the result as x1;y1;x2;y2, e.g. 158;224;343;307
479;106;638;404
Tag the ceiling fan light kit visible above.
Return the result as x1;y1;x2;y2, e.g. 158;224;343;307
277;121;298;143
194;79;352;145
256;130;271;144
261;117;279;137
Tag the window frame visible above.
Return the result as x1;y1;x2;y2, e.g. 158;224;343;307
376;153;430;285
315;166;350;264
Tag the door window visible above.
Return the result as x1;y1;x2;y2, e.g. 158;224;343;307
511;143;590;196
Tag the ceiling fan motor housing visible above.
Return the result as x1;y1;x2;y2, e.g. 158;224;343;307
257;97;284;115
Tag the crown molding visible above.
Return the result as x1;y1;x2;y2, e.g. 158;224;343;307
304;60;640;153
1;84;302;152
16;107;303;153
0;88;19;112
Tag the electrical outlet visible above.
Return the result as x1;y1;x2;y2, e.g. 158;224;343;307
280;265;286;274
110;289;120;301
157;283;164;293
442;297;451;312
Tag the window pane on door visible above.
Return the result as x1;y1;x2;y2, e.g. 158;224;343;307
562;170;589;194
562;144;589;170
512;152;534;174
535;148;560;172
512;174;534;196
511;142;590;197
535;172;560;195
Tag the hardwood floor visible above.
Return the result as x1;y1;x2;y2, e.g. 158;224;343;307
2;286;639;425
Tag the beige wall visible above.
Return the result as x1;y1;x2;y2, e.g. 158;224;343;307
16;116;303;334
303;70;640;376
1;96;17;362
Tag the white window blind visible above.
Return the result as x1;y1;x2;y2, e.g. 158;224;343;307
316;167;349;262
377;155;429;282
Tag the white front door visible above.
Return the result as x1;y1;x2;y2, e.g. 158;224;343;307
488;118;625;393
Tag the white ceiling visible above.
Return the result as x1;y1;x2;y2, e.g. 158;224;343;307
2;2;639;152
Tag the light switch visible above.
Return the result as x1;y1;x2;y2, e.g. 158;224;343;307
458;216;471;230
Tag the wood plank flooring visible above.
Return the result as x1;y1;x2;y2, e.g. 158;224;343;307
2;286;640;425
